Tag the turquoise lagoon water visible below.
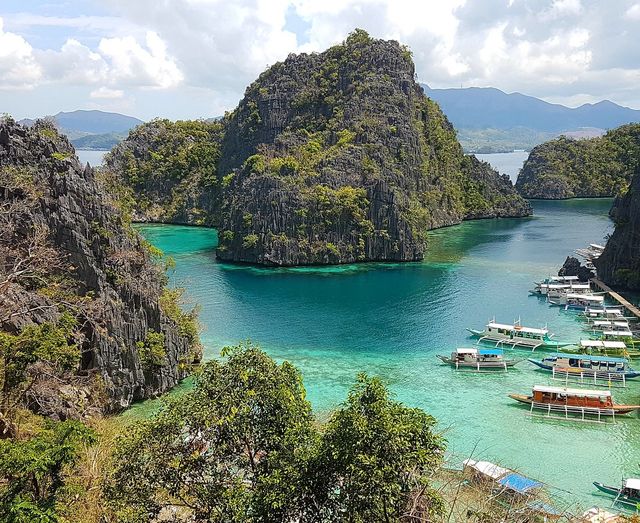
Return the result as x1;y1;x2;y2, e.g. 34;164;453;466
138;197;640;511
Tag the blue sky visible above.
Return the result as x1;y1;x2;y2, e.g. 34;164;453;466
2;0;640;121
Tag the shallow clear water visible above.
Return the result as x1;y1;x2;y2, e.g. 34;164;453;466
137;198;640;511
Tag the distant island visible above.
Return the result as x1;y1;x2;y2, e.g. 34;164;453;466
515;123;640;199
422;85;640;153
19;109;143;150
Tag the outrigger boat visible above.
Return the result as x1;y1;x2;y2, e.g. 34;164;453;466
467;320;572;351
528;353;640;384
437;348;521;370
593;478;640;508
546;283;593;300
508;385;640;421
531;276;586;296
582;306;627;321
584;320;631;334
565;339;640;359
548;293;605;310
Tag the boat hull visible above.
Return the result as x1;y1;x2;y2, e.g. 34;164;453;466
527;359;640;379
593;482;640;507
437;355;520;369
467;329;571;350
508;394;640;415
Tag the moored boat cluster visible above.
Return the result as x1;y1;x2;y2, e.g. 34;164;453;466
437;254;640;515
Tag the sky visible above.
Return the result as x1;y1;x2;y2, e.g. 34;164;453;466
1;0;639;121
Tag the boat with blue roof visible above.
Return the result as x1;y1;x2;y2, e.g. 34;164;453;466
528;353;640;383
437;347;521;370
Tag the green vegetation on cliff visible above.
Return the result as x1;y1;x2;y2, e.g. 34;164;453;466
215;30;530;265
105;119;223;225
516;123;640;199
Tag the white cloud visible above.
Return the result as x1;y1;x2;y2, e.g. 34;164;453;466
626;3;640;19
98;31;183;88
0;17;41;89
3;1;640;116
90;86;124;99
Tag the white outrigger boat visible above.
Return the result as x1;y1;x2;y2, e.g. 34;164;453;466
582;307;627;321
437;348;521;370
531;275;585;296
546;283;593;299
467;320;572;350
548;293;605;310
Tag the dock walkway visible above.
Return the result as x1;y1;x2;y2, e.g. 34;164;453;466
591;278;640;319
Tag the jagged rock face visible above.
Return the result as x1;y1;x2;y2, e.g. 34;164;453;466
0;120;199;414
558;256;593;282
105;119;223;226
596;166;640;289
215;33;531;265
516;125;640;199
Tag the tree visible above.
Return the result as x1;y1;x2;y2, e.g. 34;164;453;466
0;419;96;523
304;374;445;522
107;342;317;522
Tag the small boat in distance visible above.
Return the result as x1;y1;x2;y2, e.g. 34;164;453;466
437;347;521;370
593;478;640;508
467;319;571;350
528;353;640;383
508;385;640;421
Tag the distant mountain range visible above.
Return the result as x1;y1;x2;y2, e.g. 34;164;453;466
421;85;640;152
18;89;640;154
19;110;143;150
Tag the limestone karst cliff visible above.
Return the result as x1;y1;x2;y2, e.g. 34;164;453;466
108;31;531;266
515;124;640;199
596;165;640;289
0;118;201;419
215;31;531;265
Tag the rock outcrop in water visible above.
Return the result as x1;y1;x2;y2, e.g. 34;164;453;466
558;256;594;281
0;118;201;418
214;31;530;265
596;165;640;289
106;31;530;266
515;124;640;199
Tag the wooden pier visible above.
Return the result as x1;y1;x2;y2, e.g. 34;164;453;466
591;278;640;320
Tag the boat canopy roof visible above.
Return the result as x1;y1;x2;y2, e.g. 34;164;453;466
624;478;640;491
552;275;580;281
462;459;510;479
593;320;629;327
487;322;548;335
479;349;504;355
567;294;604;301
455;348;478;354
580;340;605;347
580;340;627;349
590;243;605;250
533;385;611;398
498;473;542;494
603;330;633;337
549;352;628;363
